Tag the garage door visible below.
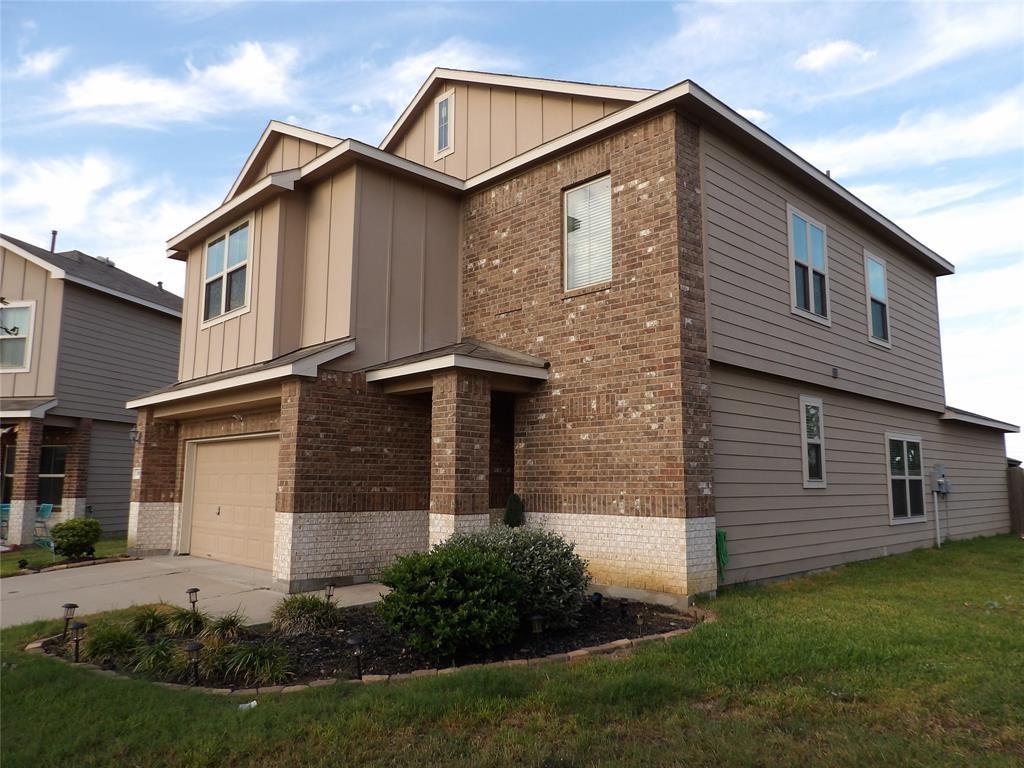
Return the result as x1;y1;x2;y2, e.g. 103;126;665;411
188;435;278;570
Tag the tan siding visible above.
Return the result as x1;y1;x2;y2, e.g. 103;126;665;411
515;90;543;155
542;93;573;142
236;136;332;198
388;181;426;359
703;129;946;411
301;175;332;346
466;84;491;176
325;169;356;341
0;248;63;398
711;364;1010;585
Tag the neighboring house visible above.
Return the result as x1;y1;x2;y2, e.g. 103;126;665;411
1;234;181;542
127;69;1018;601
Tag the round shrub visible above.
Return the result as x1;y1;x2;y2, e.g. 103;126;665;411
82;622;139;666
163;605;210;638
271;595;342;636
129;606;169;636
377;546;521;658
50;518;102;560
208;642;291;687
131;637;185;680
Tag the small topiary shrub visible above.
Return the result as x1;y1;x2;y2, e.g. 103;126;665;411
202;610;248;642
163;605;210;638
82;622;139;666
129;606;169;636
271;595;343;636
504;493;525;527
50;518;102;560
377;546;521;658
209;642;291;687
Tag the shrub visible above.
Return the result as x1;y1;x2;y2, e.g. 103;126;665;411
82;622;139;666
210;642;290;687
50;518;102;560
504;493;525;527
131;638;185;680
202;610;247;642
129;606;169;636
377;546;520;658
448;527;590;630
163;605;210;638
271;595;342;636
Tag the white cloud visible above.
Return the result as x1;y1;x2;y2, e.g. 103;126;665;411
795;40;875;72
9;47;69;78
898;193;1024;267
54;41;302;128
850;179;1004;220
938;260;1024;321
0;153;219;293
736;107;770;124
793;88;1024;178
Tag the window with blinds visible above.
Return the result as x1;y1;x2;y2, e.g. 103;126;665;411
564;176;612;290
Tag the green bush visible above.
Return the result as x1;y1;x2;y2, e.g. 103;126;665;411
82;622;139;666
271;595;342;636
163;605;210;638
377;546;520;658
451;527;590;630
129;606;169;636
131;638;185;680
50;518;102;560
209;642;290;687
203;610;248;641
504;493;525;527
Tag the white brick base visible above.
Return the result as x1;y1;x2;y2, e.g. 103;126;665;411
127;501;178;553
527;511;717;599
274;510;429;592
58;498;87;525
428;512;491;547
6;499;34;545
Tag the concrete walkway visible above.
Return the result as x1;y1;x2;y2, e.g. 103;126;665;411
0;555;386;628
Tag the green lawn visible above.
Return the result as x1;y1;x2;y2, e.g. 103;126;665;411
0;538;127;577
2;536;1021;768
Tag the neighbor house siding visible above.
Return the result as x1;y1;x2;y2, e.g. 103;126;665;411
702;129;945;412
711;364;1009;584
54;283;179;423
390;81;634;179
86;419;134;534
0;247;63;399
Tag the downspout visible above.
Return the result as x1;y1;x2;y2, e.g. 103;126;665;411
933;491;941;548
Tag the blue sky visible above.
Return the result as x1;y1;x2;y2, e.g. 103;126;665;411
1;1;1022;450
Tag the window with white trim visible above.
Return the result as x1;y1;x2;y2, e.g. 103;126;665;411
0;300;34;371
38;445;68;512
1;446;13;505
788;206;829;322
864;252;890;344
434;89;454;159
203;220;250;323
886;434;925;523
564;175;612;290
799;395;826;488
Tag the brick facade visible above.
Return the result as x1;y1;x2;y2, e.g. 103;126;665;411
61;418;92;517
6;418;43;544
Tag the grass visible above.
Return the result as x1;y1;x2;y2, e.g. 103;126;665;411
2;535;1021;768
0;537;127;577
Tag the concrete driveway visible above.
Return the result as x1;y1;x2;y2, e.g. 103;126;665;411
0;555;385;628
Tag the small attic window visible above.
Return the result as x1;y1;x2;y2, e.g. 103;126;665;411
434;89;454;160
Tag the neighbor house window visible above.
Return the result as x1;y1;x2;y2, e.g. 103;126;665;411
38;445;68;512
799;395;826;488
788;206;829;323
0;301;34;371
864;251;890;345
1;446;13;505
434;89;454;160
564;175;612;290
886;434;925;523
203;220;250;323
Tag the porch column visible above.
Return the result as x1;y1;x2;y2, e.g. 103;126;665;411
8;418;43;545
429;370;492;546
127;409;179;554
60;418;92;523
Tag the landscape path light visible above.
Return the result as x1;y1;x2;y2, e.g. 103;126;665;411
186;587;200;613
70;621;87;663
530;614;544;637
325;584;335;602
185;641;203;686
347;634;365;679
61;603;78;641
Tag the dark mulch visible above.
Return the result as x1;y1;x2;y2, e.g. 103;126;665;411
42;598;695;686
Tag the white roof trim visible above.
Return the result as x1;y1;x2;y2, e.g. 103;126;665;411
941;409;1019;433
1;399;58;419
127;339;355;409
225;121;342;204
0;238;65;279
300;138;464;190
365;353;549;383
380;67;655;150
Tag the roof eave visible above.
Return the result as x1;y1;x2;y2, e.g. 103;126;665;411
941;409;1020;433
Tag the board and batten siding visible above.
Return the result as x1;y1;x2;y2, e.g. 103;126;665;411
711;364;1010;585
390;81;633;179
54;283;180;422
0;247;63;399
702;129;946;412
86;419;134;534
231;135;330;200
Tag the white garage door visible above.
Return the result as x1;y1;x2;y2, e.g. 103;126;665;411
187;435;278;570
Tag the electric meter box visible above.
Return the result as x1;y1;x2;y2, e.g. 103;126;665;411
930;465;951;494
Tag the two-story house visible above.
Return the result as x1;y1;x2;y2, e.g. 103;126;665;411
126;69;1017;601
1;234;181;543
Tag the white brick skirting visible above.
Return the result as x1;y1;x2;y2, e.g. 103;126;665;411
58;498;87;525
6;499;34;545
428;512;491;548
527;511;717;598
127;501;178;553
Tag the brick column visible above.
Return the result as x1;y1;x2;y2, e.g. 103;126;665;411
8;418;43;545
127;409;179;554
429;369;492;546
60;418;92;522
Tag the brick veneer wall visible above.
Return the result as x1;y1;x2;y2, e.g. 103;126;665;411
7;418;43;544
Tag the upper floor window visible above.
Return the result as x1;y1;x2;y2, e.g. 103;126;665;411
886;433;925;523
788;205;830;324
864;251;890;345
434;89;454;160
203;220;251;324
0;300;34;371
799;395;826;488
564;175;612;291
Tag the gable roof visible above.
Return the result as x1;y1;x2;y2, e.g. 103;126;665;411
380;67;656;152
1;234;183;316
224;120;342;203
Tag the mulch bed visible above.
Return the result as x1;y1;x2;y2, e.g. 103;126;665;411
42;597;696;686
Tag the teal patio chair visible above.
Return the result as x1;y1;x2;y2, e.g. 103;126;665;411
33;503;56;556
0;503;9;542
